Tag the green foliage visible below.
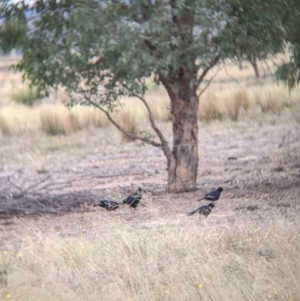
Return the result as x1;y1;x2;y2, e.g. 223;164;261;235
0;1;27;53
275;63;299;91
2;0;299;134
2;0;293;102
12;86;42;107
215;0;284;62
18;1;184;97
273;0;300;89
275;46;300;91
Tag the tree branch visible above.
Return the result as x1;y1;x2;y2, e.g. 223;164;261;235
119;83;172;153
197;66;222;98
8;174;51;199
224;65;241;87
197;55;220;88
81;92;162;148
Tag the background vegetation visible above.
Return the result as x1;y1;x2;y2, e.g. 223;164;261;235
0;56;300;139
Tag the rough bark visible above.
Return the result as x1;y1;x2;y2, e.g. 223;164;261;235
162;77;199;192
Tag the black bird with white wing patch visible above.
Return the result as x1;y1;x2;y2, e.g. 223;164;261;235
123;187;145;209
188;202;215;217
96;200;120;211
197;187;223;202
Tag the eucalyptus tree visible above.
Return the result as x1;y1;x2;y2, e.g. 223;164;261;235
274;0;300;89
219;0;285;84
1;0;293;191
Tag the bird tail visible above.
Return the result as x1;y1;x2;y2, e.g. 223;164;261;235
188;208;198;216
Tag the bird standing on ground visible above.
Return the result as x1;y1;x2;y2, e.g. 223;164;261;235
197;187;223;202
123;187;145;209
188;203;215;217
96;200;120;211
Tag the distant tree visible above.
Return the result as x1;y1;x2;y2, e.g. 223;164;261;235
0;1;27;53
219;0;284;84
1;0;295;191
274;0;300;90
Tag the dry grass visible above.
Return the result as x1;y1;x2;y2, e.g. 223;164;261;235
1;56;300;139
198;92;224;122
0;104;109;137
146;91;172;122
114;109;139;142
1;84;299;139
40;105;110;136
40;106;71;136
270;151;285;172
0;216;299;301
0;115;11;137
198;84;300;123
0;104;40;136
291;103;300;124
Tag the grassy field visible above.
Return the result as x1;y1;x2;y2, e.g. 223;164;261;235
0;56;300;301
0;56;300;139
1;214;300;301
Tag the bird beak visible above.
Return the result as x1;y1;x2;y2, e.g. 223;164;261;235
137;185;147;193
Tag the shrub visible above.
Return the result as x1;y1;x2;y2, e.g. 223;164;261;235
11;86;42;106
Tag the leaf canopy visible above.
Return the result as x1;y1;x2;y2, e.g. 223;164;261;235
2;0;299;102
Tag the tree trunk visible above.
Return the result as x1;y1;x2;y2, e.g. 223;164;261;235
162;78;199;192
248;55;260;85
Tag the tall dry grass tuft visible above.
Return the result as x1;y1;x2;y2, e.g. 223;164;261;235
0;104;109;138
269;150;285;172
70;106;110;130
40;107;70;136
39;105;109;136
1;216;299;301
291;102;300;123
255;90;283;115
0;105;40;137
198;92;224;122
197;86;297;123
146;91;172;122
225;90;251;121
68;111;82;132
0;115;11;137
115;110;139;142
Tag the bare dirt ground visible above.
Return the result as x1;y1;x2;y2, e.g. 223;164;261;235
0;121;299;242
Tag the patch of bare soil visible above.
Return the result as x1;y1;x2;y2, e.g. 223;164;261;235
0;122;299;236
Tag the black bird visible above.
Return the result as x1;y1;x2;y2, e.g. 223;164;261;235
197;187;223;202
123;187;145;209
96;199;120;211
188;202;215;217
